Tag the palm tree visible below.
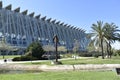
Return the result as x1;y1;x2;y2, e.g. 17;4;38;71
91;21;105;59
104;23;120;58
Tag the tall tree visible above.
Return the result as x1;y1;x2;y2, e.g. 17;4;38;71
104;23;120;58
91;21;105;59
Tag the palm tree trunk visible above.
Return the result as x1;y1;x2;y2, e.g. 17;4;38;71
108;42;112;58
101;39;104;59
106;42;109;58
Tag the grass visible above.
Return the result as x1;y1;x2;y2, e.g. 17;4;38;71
62;57;120;65
0;55;119;65
24;56;120;65
0;71;120;80
0;55;20;59
0;56;120;80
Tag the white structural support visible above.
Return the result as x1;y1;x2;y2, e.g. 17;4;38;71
0;1;90;51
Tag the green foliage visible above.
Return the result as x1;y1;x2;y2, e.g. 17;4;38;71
13;42;45;61
114;50;120;56
92;53;100;58
26;41;45;59
79;52;92;57
91;21;105;59
12;57;21;61
12;56;37;61
90;21;120;59
78;51;101;58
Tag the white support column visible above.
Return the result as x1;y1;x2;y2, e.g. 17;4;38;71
45;20;53;44
39;20;45;40
37;21;43;40
33;19;41;41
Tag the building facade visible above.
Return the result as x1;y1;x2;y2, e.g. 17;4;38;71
0;2;89;51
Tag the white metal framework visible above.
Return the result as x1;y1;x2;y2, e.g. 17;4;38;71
0;2;89;51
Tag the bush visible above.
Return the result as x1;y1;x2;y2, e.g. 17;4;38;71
21;56;37;61
115;50;120;56
12;57;21;61
79;52;92;57
26;41;45;59
12;56;38;61
78;51;101;57
92;53;99;58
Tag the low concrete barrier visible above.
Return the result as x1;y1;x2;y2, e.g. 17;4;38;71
0;64;120;71
73;64;120;70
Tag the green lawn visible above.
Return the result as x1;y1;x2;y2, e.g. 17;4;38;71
25;56;120;65
0;56;120;80
62;57;120;65
0;55;20;59
0;71;119;80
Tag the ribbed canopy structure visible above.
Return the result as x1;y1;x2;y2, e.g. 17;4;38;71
0;1;89;51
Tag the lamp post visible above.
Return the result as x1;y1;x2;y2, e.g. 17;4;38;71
53;35;59;62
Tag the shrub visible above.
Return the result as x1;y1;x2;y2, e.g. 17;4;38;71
12;57;21;61
78;51;101;57
92;53;99;58
13;41;45;61
26;41;45;59
12;56;38;61
21;56;37;61
115;50;120;56
79;52;92;57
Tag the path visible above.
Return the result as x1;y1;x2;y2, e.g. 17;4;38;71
0;64;120;71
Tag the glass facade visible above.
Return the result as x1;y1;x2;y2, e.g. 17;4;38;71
0;2;89;51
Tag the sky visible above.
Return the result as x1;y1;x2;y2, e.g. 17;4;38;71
1;0;120;49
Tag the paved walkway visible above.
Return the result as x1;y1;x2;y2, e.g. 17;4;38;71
0;57;120;71
0;64;120;71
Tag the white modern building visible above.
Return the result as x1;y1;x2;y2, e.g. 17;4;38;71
0;1;89;51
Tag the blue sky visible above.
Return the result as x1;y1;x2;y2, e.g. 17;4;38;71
2;0;120;32
1;0;120;49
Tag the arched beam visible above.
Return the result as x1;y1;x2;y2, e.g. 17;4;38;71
47;18;51;22
56;21;60;24
5;4;12;10
71;26;74;29
35;14;41;19
14;7;20;12
0;1;2;8
29;12;34;17
21;10;28;15
51;19;56;24
41;16;46;21
67;25;71;28
60;22;64;26
64;24;67;27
